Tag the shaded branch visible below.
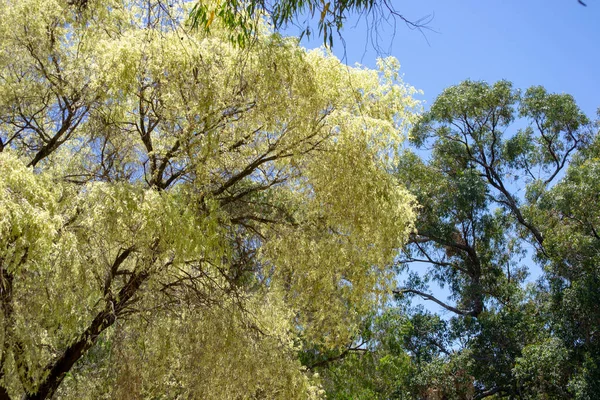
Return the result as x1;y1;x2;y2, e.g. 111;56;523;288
307;343;368;370
25;265;151;400
394;288;477;317
475;386;506;400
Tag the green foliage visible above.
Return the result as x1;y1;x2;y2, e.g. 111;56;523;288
0;0;419;398
375;79;598;399
189;0;419;47
315;309;413;400
533;135;600;397
514;338;571;398
3;2;599;397
307;78;600;400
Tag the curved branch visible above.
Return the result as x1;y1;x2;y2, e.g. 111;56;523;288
307;343;368;370
394;288;477;317
475;386;506;399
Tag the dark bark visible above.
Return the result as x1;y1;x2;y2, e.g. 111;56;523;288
25;269;148;400
0;386;10;400
308;344;368;370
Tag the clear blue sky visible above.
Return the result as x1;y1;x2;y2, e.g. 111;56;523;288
293;0;600;118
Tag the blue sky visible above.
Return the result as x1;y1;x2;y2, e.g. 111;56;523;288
293;0;599;118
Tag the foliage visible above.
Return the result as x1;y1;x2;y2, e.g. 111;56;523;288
317;80;599;399
4;1;598;398
0;0;419;398
533;135;600;397
315;309;413;399
390;80;596;398
189;0;429;47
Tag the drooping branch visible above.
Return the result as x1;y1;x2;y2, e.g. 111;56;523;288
0;250;35;394
190;0;433;48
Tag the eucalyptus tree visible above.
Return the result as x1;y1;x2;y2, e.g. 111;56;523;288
0;0;420;398
529;135;600;397
190;0;431;47
394;80;595;398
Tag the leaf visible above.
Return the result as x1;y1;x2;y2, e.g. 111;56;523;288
320;2;330;24
206;10;216;29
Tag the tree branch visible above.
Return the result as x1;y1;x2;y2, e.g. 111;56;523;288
394;288;476;317
25;268;150;400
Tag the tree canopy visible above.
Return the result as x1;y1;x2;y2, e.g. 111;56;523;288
0;0;419;398
314;80;600;399
2;1;600;399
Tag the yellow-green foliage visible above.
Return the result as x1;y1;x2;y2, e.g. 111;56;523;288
0;1;419;398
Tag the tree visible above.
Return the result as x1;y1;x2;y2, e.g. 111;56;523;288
189;0;431;47
392;80;596;398
314;309;414;400
0;0;419;398
530;134;600;397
